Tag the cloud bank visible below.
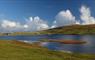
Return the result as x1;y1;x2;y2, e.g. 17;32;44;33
0;16;49;32
24;16;49;31
51;10;76;28
0;20;23;32
0;5;95;32
80;6;95;25
51;5;95;28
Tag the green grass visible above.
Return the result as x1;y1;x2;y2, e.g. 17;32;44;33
0;40;94;60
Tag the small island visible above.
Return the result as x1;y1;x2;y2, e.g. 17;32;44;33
47;40;86;44
40;39;86;44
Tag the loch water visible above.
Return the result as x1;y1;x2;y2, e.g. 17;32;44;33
0;34;95;53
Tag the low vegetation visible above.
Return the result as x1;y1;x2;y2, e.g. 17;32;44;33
0;40;94;60
43;24;95;35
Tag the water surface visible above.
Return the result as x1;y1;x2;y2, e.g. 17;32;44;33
0;34;95;53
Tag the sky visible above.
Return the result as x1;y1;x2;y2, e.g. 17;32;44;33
0;0;95;32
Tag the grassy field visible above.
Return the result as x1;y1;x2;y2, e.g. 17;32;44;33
0;40;95;60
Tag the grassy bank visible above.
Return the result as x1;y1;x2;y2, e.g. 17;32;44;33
0;40;94;60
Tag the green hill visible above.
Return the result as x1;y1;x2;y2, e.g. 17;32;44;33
0;40;95;60
1;24;95;36
43;24;95;34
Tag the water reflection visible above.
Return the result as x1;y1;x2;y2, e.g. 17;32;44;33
0;34;95;53
41;35;95;53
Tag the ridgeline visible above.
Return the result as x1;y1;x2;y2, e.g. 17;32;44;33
2;24;95;36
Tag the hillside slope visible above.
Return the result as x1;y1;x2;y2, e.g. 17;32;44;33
0;40;95;60
43;24;95;34
1;24;95;36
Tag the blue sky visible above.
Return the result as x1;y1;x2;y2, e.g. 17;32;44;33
0;0;94;23
0;0;95;32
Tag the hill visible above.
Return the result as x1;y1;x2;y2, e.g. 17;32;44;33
43;24;95;34
11;24;95;35
0;40;95;60
1;24;95;36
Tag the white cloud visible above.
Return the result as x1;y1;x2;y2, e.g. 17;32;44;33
75;21;80;25
0;20;24;32
25;16;49;31
0;16;49;32
1;20;17;28
80;6;95;25
51;10;76;28
51;5;95;28
51;21;57;28
1;5;95;32
23;24;28;29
